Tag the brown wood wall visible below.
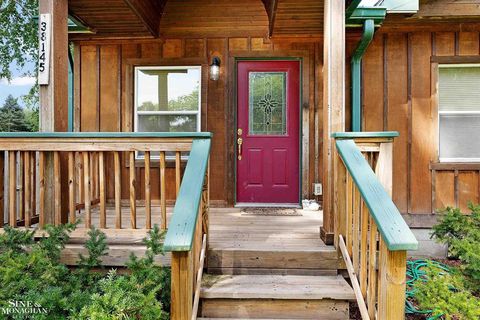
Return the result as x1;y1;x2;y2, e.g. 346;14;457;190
73;26;480;219
362;30;480;220
73;37;324;206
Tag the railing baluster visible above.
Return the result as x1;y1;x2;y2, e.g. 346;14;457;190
144;151;151;229
0;152;4;228
360;200;369;298
367;216;378;319
99;151;106;228
160;151;166;230
83;152;91;228
54;151;61;225
24;151;31;228
346;173;353;256
68;152;75;223
129;151;136;229
89;152;94;202
39;152;45;228
9;151;16;227
18;152;24;221
114;151;122;229
30;152;36;219
176;151;181;197
352;185;360;275
78;152;84;205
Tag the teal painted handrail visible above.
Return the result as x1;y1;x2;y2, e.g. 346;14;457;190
0;132;212;138
336;139;418;251
332;131;399;139
163;138;211;252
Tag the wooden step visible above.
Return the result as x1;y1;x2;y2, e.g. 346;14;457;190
200;275;354;319
201;274;354;300
208;246;342;272
198;318;301;320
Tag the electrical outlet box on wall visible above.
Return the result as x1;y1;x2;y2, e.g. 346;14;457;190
313;183;322;196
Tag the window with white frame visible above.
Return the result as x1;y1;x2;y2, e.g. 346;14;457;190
135;66;201;134
439;64;480;162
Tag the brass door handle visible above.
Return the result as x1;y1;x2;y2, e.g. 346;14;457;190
237;137;243;160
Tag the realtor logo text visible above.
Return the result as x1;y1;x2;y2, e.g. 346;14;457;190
1;300;48;315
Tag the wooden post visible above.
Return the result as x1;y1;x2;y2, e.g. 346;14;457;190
170;251;193;320
8;152;16;227
114;152;122;229
0;152;4;227
39;0;69;225
376;141;394;197
377;240;408;319
321;0;345;244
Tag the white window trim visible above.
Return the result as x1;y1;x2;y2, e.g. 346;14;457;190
438;63;480;163
134;65;202;160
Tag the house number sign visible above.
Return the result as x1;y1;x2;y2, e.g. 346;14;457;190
38;14;51;85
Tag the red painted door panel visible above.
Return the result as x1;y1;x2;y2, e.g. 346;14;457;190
236;60;300;204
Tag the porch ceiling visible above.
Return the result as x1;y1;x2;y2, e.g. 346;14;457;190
68;0;326;39
68;0;166;38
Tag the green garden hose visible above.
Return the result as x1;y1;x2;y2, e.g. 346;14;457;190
405;260;450;320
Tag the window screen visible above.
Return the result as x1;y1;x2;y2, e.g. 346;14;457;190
439;65;480;162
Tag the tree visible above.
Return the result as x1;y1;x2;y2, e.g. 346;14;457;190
0;0;39;108
0;94;31;131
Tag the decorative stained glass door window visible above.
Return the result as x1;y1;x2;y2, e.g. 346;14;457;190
248;72;287;135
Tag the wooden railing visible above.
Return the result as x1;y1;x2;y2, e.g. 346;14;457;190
163;138;210;320
333;132;418;320
0;132;211;232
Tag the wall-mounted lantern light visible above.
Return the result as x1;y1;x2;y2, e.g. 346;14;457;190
210;56;221;81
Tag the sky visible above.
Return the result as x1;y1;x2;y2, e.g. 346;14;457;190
0;61;35;108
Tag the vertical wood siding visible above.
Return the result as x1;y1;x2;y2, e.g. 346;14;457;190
363;30;480;218
74;28;480;217
74;37;323;205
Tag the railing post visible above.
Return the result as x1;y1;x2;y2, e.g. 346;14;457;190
377;240;408;320
171;251;193;320
375;141;393;197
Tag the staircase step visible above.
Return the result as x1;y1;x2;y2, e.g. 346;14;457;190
208;246;342;271
201;274;354;300
200;275;354;319
198;318;301;320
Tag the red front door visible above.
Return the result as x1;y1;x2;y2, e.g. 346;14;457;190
236;60;300;204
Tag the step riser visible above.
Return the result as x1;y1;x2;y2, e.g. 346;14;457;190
207;267;338;276
208;250;341;270
201;299;349;320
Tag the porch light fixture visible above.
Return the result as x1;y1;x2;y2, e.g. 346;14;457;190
209;57;221;81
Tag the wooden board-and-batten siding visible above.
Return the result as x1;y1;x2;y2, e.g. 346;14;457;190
363;29;480;226
73;25;480;225
73;37;323;206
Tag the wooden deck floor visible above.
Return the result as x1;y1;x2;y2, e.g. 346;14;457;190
208;207;327;251
75;206;325;246
65;206;327;267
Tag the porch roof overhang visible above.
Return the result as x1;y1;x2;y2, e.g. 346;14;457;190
67;0;325;39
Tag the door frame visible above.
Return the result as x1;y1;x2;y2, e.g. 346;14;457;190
233;57;303;206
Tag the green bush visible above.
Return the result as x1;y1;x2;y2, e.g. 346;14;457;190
413;263;480;320
432;203;480;292
411;203;480;319
0;224;170;319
